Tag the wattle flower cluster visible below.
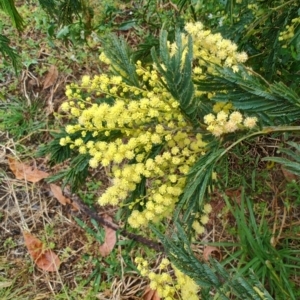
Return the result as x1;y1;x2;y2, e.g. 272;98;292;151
181;22;248;75
192;203;212;235
204;110;257;137
58;21;258;228
135;257;199;300
59;54;207;228
278;16;300;47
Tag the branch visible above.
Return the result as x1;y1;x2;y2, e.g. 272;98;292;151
64;191;164;252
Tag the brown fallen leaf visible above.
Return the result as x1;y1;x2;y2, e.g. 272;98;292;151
8;157;49;182
23;231;60;272
143;286;161;300
43;65;58;89
50;184;71;206
281;165;298;182
225;188;242;204
70;200;80;211
99;215;117;257
35;250;61;272
203;245;221;261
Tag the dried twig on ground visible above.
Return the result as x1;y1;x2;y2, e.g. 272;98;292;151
64;191;164;252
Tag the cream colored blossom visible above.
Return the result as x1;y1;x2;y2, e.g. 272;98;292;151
244;116;258;128
204;113;215;124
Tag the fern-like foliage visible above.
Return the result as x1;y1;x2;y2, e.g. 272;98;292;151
100;35;140;87
46;154;90;191
151;29;197;123
37;128;124;190
37;131;88;190
151;222;275;300
37;131;72;166
0;0;24;30
38;0;58;19
57;0;83;25
38;0;83;26
262;141;300;177
132;34;159;63
195;65;300;124
175;140;223;226
0;34;20;72
0;0;23;72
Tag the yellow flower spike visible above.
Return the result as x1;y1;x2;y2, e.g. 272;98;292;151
204;203;212;214
244;116;258;128
59;21;258;234
192;221;205;234
200;214;209;225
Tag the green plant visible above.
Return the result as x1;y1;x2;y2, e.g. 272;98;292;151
262;141;300;178
41;2;300;299
152;222;275;300
222;193;300;299
0;0;24;71
177;0;300;86
73;216;138;292
78;180;102;206
0;282;31;300
0;98;46;140
53;279;101;300
3;237;17;250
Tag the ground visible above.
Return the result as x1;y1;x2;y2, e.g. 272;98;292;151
1;1;300;299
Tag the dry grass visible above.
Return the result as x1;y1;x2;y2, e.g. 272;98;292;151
0;131;148;299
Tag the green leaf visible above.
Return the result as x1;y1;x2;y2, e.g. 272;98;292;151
0;0;24;30
195;65;300;123
151;29;197;123
0;33;20;73
175;141;223;225
151;222;275;299
100;35;140;86
262;141;300;177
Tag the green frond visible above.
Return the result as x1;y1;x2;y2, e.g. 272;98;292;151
58;0;83;25
37;131;72;166
151;29;197;123
175;141;223;225
46;154;90;191
0;33;20;72
38;0;83;26
0;0;24;30
262;141;300;177
100;35;140;87
269;81;300;106
38;0;58;19
151;222;275;300
196;65;300;123
152;223;222;289
132;35;159;62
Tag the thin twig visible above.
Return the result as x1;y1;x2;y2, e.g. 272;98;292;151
64;191;164;252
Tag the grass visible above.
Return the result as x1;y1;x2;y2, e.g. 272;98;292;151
0;153;146;299
223;193;300;298
0;97;46;140
1;0;300;299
